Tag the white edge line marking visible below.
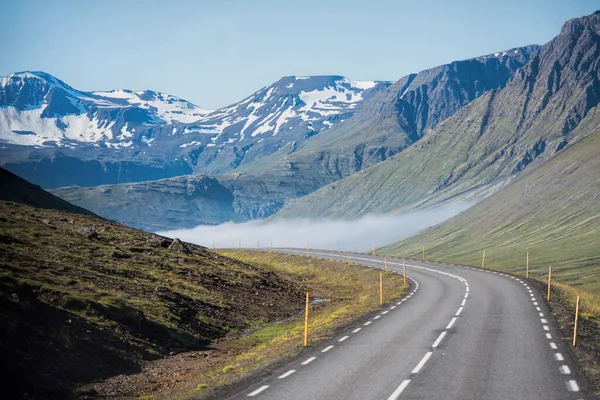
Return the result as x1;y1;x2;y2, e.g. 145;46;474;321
387;379;411;400
455;307;463;316
278;370;295;379
353;328;362;333
339;335;349;342
412;351;433;374
302;356;316;365
546;333;552;339
364;321;372;326
432;331;447;348
247;385;269;396
550;342;557;349
567;380;580;392
560;365;571;374
555;353;564;361
322;345;334;353
374;315;381;320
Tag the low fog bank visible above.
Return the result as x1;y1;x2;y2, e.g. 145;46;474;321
158;201;474;253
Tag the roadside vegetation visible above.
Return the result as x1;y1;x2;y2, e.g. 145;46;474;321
166;250;407;399
0;200;406;399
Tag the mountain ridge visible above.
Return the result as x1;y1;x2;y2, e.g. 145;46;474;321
1;73;385;188
49;44;540;230
273;11;600;221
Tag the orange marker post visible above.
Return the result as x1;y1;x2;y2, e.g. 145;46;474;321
379;273;383;305
304;292;310;347
547;266;552;301
573;296;580;346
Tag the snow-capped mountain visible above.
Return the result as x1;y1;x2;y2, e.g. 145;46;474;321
186;76;378;140
171;75;389;170
0;71;211;148
0;72;389;187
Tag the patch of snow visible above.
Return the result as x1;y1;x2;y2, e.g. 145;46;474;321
350;81;376;90
93;90;213;124
179;140;202;148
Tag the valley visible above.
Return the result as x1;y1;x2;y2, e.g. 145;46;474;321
1;5;600;400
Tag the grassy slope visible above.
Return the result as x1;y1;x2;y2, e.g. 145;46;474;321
381;126;600;294
0;200;407;399
0;201;303;398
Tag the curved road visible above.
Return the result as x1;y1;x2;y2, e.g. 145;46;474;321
224;249;592;400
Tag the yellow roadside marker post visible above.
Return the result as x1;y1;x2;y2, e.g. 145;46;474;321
422;246;425;261
573;296;580;346
403;260;407;287
347;251;350;266
372;241;375;256
481;249;486;269
384;256;388;273
379;273;383;305
547;266;552;301
304;292;310;347
526;252;529;279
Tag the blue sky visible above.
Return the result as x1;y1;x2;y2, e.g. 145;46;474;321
1;0;598;109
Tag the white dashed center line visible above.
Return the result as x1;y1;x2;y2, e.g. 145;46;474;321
432;331;447;348
412;352;433;374
446;317;457;329
386;379;411;400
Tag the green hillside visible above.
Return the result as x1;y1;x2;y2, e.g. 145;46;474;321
382;126;600;294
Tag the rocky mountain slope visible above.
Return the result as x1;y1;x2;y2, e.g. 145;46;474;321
275;11;600;220
0;73;384;188
51;45;538;231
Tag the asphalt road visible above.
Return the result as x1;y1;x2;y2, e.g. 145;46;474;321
224;249;592;400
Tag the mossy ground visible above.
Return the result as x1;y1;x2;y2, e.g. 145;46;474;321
0;202;406;399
